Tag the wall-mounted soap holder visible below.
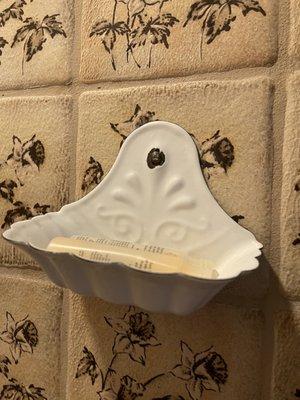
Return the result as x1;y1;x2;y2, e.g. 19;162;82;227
2;121;262;315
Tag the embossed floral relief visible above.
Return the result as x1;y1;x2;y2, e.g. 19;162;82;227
75;307;228;400
88;0;266;71
0;134;50;229
0;312;48;400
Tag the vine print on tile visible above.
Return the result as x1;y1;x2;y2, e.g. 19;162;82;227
0;311;48;400
75;307;228;400
89;0;266;70
0;0;67;75
0;134;50;229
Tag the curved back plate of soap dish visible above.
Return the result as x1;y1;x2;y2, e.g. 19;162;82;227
3;121;262;315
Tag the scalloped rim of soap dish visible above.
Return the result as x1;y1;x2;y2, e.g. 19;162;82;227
2;121;263;284
4;226;263;283
5;234;261;283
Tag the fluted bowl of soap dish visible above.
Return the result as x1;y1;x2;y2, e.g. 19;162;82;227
2;121;263;315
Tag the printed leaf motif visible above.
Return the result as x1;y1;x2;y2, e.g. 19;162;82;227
97;388;116;400
75;346;100;386
130;13;179;48
119;0;170;22
75;308;229;399
198;130;235;179
0;312;38;364
1;202;50;229
205;3;236;44
0;356;11;378
129;13;179;67
1;134;45;186
0;313;47;399
90;20;130;70
81;156;104;193
0;37;8;63
116;375;146;399
184;0;266;58
231;215;245;223
292;234;300;246
0;0;27;27
42;14;67;37
11;14;66;73
90;0;177;69
105;309;160;365
0;180;17;204
232;0;266;16
0;133;50;229
110;104;157;146
171;341;228;399
98;373;147;400
0;380;47;400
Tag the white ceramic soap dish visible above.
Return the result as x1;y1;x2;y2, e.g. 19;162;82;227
3;121;262;315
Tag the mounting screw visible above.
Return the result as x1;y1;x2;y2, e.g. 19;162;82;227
147;148;165;169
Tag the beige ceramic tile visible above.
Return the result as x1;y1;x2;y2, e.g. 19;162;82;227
290;0;300;61
67;294;264;400
0;95;72;267
279;73;300;299
77;77;272;298
0;0;73;89
0;267;62;400
80;0;277;82
271;304;300;400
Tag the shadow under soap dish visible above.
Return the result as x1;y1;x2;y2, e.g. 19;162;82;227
2;121;263;315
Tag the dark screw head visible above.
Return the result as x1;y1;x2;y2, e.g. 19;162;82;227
147;148;165;169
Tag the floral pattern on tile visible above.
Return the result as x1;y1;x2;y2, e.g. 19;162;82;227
0;95;72;267
184;0;266;59
68;296;264;400
0;269;62;400
0;134;50;230
11;13;67;75
80;0;276;81
0;0;72;89
75;321;229;400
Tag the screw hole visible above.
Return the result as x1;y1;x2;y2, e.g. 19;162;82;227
147;148;165;169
